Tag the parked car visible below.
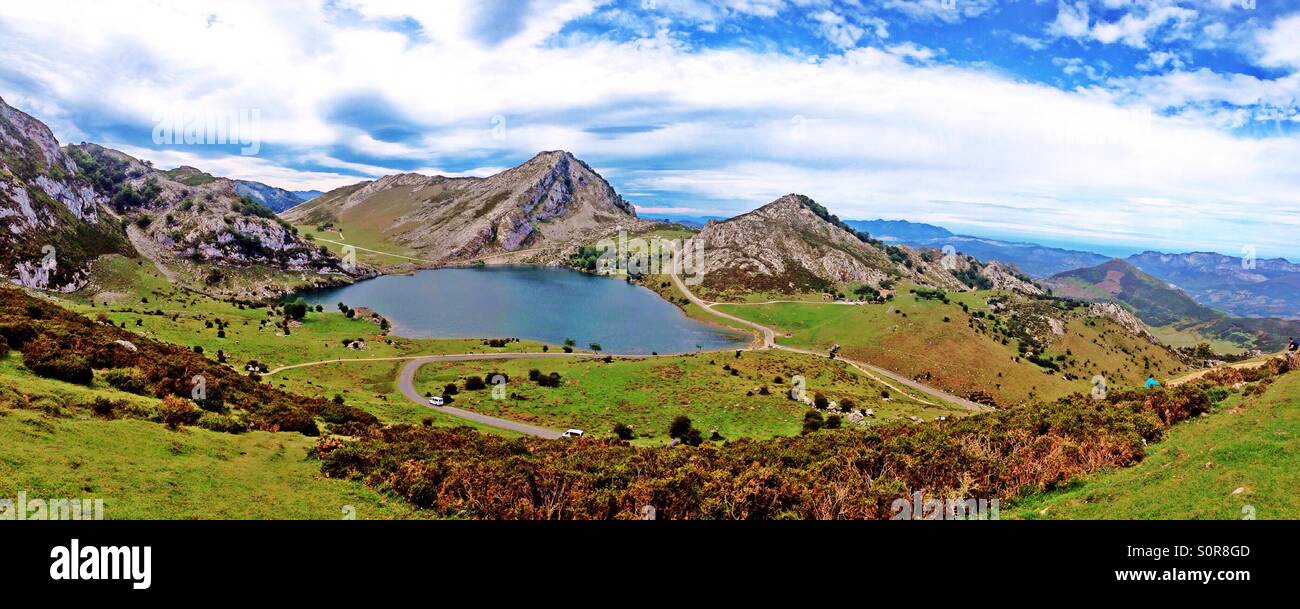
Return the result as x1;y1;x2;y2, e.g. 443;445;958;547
560;429;584;438
428;396;445;406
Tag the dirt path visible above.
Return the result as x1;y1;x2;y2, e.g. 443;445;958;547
1168;354;1284;386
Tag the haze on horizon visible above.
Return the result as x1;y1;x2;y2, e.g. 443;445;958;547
2;0;1298;260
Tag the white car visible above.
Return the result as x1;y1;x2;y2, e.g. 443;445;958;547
428;396;445;406
560;429;584;438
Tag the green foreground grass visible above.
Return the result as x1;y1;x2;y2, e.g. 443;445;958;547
0;357;420;519
1011;372;1300;519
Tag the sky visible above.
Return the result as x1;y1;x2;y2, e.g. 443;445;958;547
1;0;1298;260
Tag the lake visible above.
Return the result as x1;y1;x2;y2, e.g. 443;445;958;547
299;266;748;355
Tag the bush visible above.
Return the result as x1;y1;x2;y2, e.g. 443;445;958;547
21;336;93;385
536;372;562;388
102;367;149;395
613;422;635;440
159;395;201;430
802;410;824;434
88;397;119;419
824;414;842;429
444;383;459;395
464;376;486;391
0;335;8;358
197;412;247;434
668;415;693;440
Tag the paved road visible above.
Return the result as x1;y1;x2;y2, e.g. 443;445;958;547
394;352;619;438
669;272;987;412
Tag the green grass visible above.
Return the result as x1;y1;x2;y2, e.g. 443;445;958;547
0;355;422;519
1010;372;1300;519
412;350;970;444
716;286;1190;406
1151;324;1249;356
270;359;520;436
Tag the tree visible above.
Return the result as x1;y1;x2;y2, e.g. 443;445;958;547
669;415;693;440
589;342;602;352
802;410;824;434
284;298;309;321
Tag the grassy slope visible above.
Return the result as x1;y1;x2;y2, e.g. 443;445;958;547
1011;372;1300;519
0;357;420;519
717;286;1188;406
413;350;970;444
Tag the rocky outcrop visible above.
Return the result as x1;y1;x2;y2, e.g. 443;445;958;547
687;194;966;297
0;97;131;291
1087;301;1159;344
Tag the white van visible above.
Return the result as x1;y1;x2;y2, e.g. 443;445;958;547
560;429;584;438
428;396;445;406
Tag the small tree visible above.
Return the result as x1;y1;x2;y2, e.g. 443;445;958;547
802;410;824;434
612;422;635;440
668;415;693;440
284;298;309;321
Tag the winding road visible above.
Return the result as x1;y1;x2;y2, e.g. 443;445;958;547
668;271;987;412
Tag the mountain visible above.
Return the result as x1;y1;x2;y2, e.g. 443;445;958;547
1046;258;1300;352
845;218;1110;278
1127;251;1300;319
0;96;132;291
684;194;1029;298
233;180;309;213
66;143;351;299
1046;259;1215;327
283;150;650;265
843;219;953;242
291;189;322;202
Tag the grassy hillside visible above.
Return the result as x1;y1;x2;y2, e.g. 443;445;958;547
1012;370;1300;519
0;356;420;519
717;285;1188;406
413;350;970;444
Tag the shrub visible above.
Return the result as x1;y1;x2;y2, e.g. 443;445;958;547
88;397;118;419
197;412;247;434
813;393;829;409
444;383;459;395
668;415;693;440
464;376;487;391
824;414;842;429
802;410;824;433
613;422;635;440
159;395;201;430
21;337;93;385
102;367;149;395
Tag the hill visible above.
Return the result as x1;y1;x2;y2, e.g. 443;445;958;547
283;150;650;267
683;194;1033;301
1046;258;1300;352
0;96;133;291
65;143;352;299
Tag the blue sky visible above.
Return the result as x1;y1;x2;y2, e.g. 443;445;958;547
1;0;1298;259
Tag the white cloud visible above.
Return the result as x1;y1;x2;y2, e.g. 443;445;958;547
1048;0;1199;49
0;0;1298;257
1256;13;1300;69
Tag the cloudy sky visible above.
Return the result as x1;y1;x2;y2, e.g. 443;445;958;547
2;0;1298;259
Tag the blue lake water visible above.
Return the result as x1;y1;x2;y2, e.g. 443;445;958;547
299;266;747;355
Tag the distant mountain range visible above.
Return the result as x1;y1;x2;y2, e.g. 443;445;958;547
233;181;320;212
840;218;1300;320
1045;258;1300;352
